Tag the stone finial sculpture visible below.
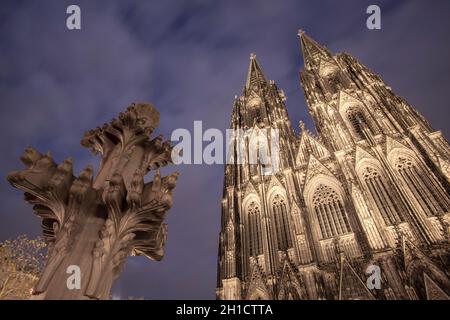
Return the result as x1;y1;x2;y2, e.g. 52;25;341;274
7;102;178;299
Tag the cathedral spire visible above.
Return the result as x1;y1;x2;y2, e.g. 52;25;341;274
245;52;268;90
298;30;332;69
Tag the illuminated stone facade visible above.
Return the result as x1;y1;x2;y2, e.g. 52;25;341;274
216;32;450;300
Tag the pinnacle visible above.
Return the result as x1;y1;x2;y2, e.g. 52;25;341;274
299;120;306;132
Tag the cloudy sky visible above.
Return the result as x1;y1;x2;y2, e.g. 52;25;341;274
0;0;449;299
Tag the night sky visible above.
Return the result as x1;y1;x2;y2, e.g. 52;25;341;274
1;0;449;299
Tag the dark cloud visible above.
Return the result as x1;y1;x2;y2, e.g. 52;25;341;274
0;0;449;299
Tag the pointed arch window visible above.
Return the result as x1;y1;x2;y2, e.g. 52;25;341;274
395;157;449;216
347;107;371;140
254;108;262;123
325;72;341;94
361;166;403;225
247;97;263;125
247;108;262;125
272;195;293;250
247;201;263;256
312;184;351;239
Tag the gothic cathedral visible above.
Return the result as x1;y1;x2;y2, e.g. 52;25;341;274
216;31;450;300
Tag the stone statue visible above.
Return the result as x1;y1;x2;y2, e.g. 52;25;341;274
7;102;179;299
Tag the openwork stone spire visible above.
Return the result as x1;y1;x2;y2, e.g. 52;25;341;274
7;102;179;300
245;52;268;91
298;30;333;70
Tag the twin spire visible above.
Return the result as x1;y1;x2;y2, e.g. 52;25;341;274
244;30;331;90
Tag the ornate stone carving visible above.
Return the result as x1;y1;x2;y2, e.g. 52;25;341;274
7;102;178;299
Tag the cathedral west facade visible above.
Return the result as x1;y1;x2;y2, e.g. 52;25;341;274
216;31;450;300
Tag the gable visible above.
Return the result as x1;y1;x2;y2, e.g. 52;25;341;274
304;154;334;185
296;131;330;165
